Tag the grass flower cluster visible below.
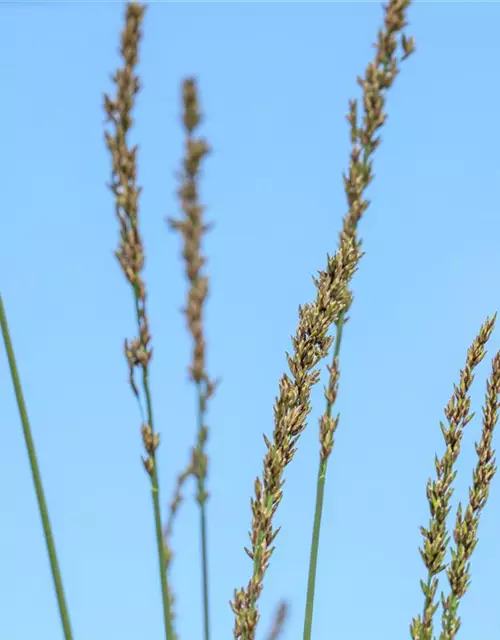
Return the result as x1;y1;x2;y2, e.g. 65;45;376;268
2;1;499;639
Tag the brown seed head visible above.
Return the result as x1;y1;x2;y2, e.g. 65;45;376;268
319;357;340;460
232;2;414;636
168;78;217;506
410;314;497;640
104;2;152;405
439;349;500;640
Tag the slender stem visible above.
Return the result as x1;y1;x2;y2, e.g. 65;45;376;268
0;295;73;640
303;311;346;640
420;572;434;640
303;458;328;640
196;383;211;640
143;370;174;640
200;504;210;640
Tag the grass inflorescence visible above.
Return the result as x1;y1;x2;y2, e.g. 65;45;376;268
103;4;175;639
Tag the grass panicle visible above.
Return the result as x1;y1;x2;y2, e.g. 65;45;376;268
168;77;217;640
103;3;175;639
304;1;415;636
439;348;500;639
230;1;415;638
230;201;359;639
410;314;497;640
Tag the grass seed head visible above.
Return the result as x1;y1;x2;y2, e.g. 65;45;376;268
231;1;414;637
411;314;497;640
104;2;158;474
439;348;500;639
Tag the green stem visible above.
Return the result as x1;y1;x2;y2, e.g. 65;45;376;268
420;572;434;640
196;384;211;640
0;295;73;640
303;457;328;640
303;311;346;640
143;371;174;640
200;503;210;640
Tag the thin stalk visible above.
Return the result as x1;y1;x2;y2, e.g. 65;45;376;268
303;31;415;637
140;324;174;640
0;295;73;640
168;77;214;640
200;499;210;640
151;464;173;640
197;383;211;640
420;573;434;640
303;312;345;640
103;2;176;633
151;456;174;640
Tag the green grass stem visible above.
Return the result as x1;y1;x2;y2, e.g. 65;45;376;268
196;384;211;640
303;311;346;640
0;294;74;640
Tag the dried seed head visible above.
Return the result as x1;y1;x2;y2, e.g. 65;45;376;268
168;78;217;513
319;357;340;460
104;3;159;469
168;78;213;391
411;314;497;640
141;423;160;455
105;5;176;635
232;1;414;636
439;348;500;640
142;455;154;476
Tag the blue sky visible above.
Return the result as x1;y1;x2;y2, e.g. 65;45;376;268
2;1;500;639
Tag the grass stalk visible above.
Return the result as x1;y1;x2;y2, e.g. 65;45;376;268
231;4;414;635
0;295;73;640
302;0;416;635
143;368;175;640
168;77;215;640
303;312;345;640
199;470;210;640
198;384;211;640
103;4;175;639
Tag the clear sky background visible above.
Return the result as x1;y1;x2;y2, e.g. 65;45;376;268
2;1;500;639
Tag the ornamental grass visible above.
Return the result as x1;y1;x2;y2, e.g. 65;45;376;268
2;2;498;639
